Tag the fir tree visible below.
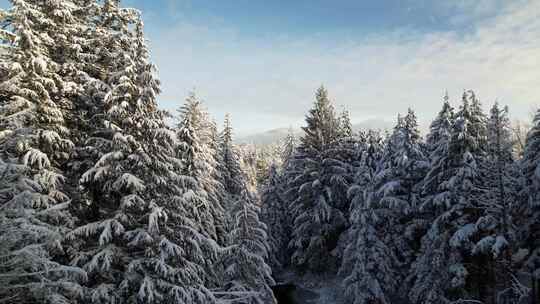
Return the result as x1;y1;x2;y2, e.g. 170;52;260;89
341;130;400;304
472;103;522;302
281;127;297;168
426;92;454;155
287;86;347;272
410;91;488;303
176;92;225;243
375;109;429;289
0;1;85;302
220;114;244;196
260;164;289;270
223;190;276;304
67;8;217;303
338;108;354;138
521;106;540;299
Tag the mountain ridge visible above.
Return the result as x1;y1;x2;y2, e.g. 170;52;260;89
236;118;393;145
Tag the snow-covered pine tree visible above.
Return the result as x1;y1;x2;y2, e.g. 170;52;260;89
67;7;218;303
341;207;398;304
326;115;359;216
175;92;226;243
373;109;428;289
280;127;297;169
253;144;282;186
410;90;488;303
287;86;348;272
419;93;455;220
220;114;246;198
521;106;540;300
222;190;276;304
0;1;86;301
237;144;259;193
472;102;523;302
277;128;298;255
425;92;454;155
338;108;354;138
260;164;289;271
218;114;252;252
468;90;488;149
340;130;400;304
0;159;86;303
379;109;427;213
201;114;230;244
279;126;298;201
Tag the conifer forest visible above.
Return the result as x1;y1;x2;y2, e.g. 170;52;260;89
1;1;540;304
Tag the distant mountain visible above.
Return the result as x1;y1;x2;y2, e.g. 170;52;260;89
236;118;393;145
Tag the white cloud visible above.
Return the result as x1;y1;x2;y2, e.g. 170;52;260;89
147;0;540;134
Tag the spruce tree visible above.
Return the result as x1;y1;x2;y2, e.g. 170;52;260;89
472;103;521;301
287;86;347;272
260;164;289;270
220;114;245;198
426;92;454;155
67;7;217;303
521;106;540;299
175;92;225;243
281;127;297;168
338;108;354;138
375;109;428;287
410;91;488;303
340;130;399;304
223;190;276;304
0;1;85;301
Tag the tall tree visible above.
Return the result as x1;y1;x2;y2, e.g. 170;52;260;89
287;86;347;272
223;190;276;304
410;91;488;303
426;92;454;155
67;7;218;303
521;106;540;301
375;109;429;287
175;92;226;243
472;103;522;302
340;130;399;304
260;164;289;270
220;114;245;198
0;1;85;301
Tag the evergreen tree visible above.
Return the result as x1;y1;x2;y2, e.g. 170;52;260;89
223;190;276;304
375;109;429;286
472;103;522;302
67;8;217;303
220;114;245;198
426;92;454;155
287;86;347;272
410;91;488;303
0;1;85;301
340;130;400;304
260;164;289;270
521;106;540;300
338;108;353;138
175;92;225;243
281;127;297;168
0;158;86;303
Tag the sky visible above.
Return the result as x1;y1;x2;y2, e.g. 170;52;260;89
2;0;540;135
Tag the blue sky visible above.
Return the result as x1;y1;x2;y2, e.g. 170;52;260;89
125;0;473;37
2;0;539;135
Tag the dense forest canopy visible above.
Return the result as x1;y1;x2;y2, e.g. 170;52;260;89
0;1;539;304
